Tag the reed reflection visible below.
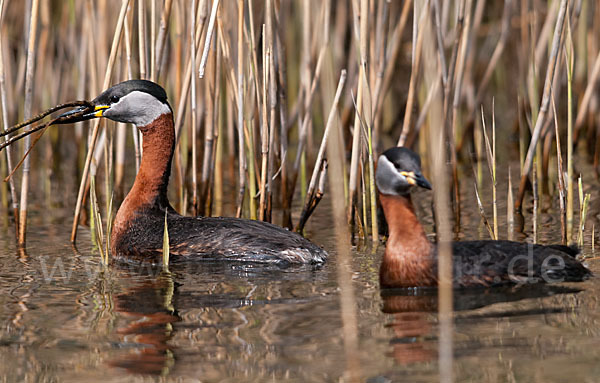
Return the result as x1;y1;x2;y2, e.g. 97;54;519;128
381;285;583;366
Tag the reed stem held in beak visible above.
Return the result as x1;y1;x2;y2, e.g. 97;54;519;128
0;101;93;151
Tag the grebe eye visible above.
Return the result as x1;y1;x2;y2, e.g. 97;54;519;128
110;95;120;103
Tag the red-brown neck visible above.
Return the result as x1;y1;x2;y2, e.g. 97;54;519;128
380;193;429;249
128;112;175;209
379;193;435;287
111;113;175;253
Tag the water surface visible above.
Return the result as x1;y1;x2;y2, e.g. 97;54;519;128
0;167;599;382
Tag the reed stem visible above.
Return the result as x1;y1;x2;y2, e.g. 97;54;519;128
516;0;568;211
18;0;40;245
566;18;574;242
71;0;130;243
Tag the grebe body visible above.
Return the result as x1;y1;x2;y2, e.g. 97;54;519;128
60;80;326;265
376;147;591;288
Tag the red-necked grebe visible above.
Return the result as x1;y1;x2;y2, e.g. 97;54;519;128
58;80;327;265
376;147;591;288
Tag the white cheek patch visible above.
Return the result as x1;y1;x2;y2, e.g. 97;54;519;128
376;155;407;195
110;91;171;127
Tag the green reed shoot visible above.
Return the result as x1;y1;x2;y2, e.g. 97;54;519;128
592;224;595;253
366;106;378;245
90;176;108;266
163;210;170;268
480;105;497;240
507;166;514;241
577;176;591;248
360;164;367;241
474;182;494;240
532;160;538;244
592;223;596;253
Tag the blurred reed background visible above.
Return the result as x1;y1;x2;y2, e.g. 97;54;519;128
0;0;598;251
2;2;600;381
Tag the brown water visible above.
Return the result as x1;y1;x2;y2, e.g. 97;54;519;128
1;164;599;382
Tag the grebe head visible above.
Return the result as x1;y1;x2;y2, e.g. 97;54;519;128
57;80;172;127
376;147;432;196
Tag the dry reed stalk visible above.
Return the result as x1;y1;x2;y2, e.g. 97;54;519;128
122;4;140;171
325;73;361;383
289;46;326;206
371;0;388;113
429;62;454;383
357;1;378;243
172;0;207;210
0;103;92;181
574;48;600;138
203;40;221;217
225;76;236;206
414;11;454;379
373;0;411;129
397;3;427;146
0;0;18;234
245;119;257;220
481;102;498;240
265;0;278;223
566;19;574;242
442;0;466;123
474;181;494;239
347;0;369;233
114;121;126;195
431;0;448;86
213;43;227;217
102;130;113;248
83;1;99;100
89;176;108;265
461;0;484;113
190;0;199;216
258;24;269;221
540;1;562;67
150;0;156;81
198;0;219;78
298;0;311;187
406;77;441;148
447;0;474;226
472;0;512;114
296;69;346;233
18;0;40;245
273;5;290;226
245;0;262;142
154;0;173;80
242;35;262;209
532;160;538;244
71;0;130;243
138;0;147;79
551;94;567;244
235;0;245;218
533;23;559;196
516;0;568;211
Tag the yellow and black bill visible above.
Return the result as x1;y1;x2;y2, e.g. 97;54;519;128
54;105;109;124
400;171;432;190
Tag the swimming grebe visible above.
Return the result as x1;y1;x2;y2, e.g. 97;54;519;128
58;80;327;264
376;147;591;288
